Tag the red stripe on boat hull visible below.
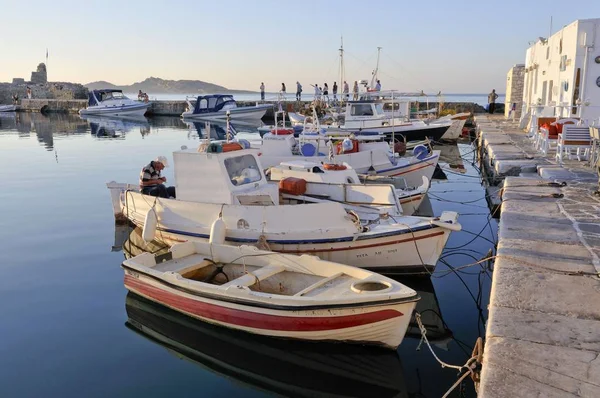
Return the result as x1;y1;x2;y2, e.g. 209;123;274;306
124;275;403;332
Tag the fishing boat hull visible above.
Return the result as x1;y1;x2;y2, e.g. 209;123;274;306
182;104;271;122
259;150;440;188
123;271;416;348
108;187;457;273
79;102;150;117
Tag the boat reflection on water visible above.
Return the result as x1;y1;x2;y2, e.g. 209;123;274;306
117;226;454;397
438;143;466;174
125;292;408;398
398;277;453;350
80;114;150;138
182;119;260;141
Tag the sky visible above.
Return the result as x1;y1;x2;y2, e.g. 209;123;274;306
1;0;599;93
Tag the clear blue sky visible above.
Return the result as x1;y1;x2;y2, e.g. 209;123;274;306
1;0;598;93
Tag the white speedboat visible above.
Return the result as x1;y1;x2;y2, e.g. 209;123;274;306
0;105;17;112
122;239;420;348
182;94;272;122
256;132;440;187
268;160;428;215
79;89;150;116
107;143;460;273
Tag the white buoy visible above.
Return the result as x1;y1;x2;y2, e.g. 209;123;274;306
142;209;158;242
209;217;226;244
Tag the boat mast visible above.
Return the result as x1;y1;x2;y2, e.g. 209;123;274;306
371;47;382;89
339;36;345;106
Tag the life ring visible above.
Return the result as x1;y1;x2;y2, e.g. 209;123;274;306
271;128;294;135
323;163;347;171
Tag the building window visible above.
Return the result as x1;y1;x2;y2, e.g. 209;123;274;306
546;47;550;59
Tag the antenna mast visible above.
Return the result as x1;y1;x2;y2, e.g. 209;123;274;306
371;47;382;89
339;36;345;105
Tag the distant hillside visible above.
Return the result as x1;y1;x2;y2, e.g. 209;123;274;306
84;77;255;94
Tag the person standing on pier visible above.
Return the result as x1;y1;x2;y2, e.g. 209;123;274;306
311;83;319;100
296;81;302;101
488;89;498;114
332;82;338;101
281;83;286;100
323;83;329;103
343;81;349;100
352;81;359;100
26;87;32;99
260;82;265;101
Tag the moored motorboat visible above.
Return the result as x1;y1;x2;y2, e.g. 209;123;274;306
256;132;441;187
107;143;460;273
125;291;408;397
268;160;428;216
0;104;17;112
80;89;150;116
181;94;271;122
122;239;420;348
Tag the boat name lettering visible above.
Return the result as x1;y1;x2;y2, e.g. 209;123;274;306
126;270;140;279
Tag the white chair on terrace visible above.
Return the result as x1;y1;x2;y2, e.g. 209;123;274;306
589;127;600;168
555;125;592;163
539;118;579;155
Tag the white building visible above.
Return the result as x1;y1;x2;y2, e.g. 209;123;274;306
522;18;600;124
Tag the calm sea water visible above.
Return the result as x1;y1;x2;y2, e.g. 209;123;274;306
0;113;496;398
127;92;505;107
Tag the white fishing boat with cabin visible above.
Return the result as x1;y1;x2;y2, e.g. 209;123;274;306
257;131;440;187
107;142;460;273
122;239;420;348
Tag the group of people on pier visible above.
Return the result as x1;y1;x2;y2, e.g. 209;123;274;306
259;80;382;103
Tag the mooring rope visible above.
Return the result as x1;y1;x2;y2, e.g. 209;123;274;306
415;312;483;397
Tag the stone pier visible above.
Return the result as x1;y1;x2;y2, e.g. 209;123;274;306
476;115;600;397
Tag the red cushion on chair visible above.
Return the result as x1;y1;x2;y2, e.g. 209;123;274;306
556;121;574;134
548;123;558;136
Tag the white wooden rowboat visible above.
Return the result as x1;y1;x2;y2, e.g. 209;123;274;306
122;239;419;348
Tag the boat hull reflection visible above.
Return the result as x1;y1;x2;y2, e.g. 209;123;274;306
125;292;408;398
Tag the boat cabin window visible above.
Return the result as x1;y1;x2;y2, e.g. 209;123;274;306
383;102;400;111
374;103;384;115
101;92;126;101
208;97;218;109
225;155;262;186
198;98;208;109
217;96;234;106
350;104;373;116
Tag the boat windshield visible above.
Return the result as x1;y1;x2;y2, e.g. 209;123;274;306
374;103;385;115
101;91;127;101
350;104;374;116
225;154;262;186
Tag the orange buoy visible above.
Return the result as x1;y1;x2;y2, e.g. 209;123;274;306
323;163;347;171
221;142;243;152
271;128;294;135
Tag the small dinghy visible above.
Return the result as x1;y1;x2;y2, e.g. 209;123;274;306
122;239;420;349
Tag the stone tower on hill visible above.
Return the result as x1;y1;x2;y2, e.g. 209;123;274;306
30;63;47;84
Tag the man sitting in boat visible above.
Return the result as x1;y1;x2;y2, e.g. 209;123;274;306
139;156;176;199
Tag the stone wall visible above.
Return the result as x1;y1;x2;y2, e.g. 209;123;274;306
0;82;88;105
505;64;525;118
